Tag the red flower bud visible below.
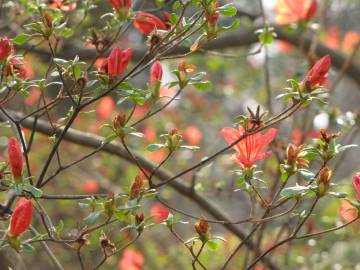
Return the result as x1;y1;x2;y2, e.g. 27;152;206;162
353;172;360;200
8;137;24;178
110;0;131;10
133;12;167;35
206;2;220;25
304;0;317;21
0;37;13;60
8;199;33;237
150;61;163;85
305;54;331;89
107;47;132;78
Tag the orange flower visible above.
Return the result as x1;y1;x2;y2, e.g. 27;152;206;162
184;126;203;145
143;126;157;142
97;96;115;119
220;127;277;168
291;128;304;145
339;201;358;223
325;26;340;50
275;0;317;25
118;248;144;270
24;87;41;106
81;180;99;193
343;31;360;52
150;202;170;222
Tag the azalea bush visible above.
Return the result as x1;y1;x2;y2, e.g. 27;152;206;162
0;0;359;269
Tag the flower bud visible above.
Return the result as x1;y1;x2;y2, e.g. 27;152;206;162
352;172;360;201
317;167;332;196
8;199;33;238
8;137;24;181
43;11;53;29
135;213;144;224
194;216;209;241
0;37;13;60
113;111;127;130
150;61;163;85
304;54;331;91
285;144;309;172
106;47;132;78
167;128;182;152
129;172;147;199
99;234;116;252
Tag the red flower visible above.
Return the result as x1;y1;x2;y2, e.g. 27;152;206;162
353;172;360;200
81;180;99;193
275;0;317;25
150;202;170;222
325;26;340;50
118;248;144;270
184;126;203;145
0;37;12;60
220;127;277;168
133;12;167;35
97;96;115;119
110;0;131;10
8;199;33;237
291;128;304;145
107;47;132;78
8;137;24;178
305;54;331;89
150;61;163;85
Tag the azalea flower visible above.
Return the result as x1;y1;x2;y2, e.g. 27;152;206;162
118;248;144;270
339;201;358;223
97;96;115;119
133;12;167;35
220;127;277;168
184;126;203;145
150;202;170;222
275;0;317;25
353;172;360;200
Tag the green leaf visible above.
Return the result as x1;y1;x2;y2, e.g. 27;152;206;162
83;211;102;225
23;184;43;198
60;27;74;38
54;220;64;237
22;243;35;253
13;33;32;45
298;169;315;181
192;81;211;91
105;134;117;143
328;192;348;198
172;1;181;10
219;5;237;17
206;239;219;250
147;144;164;152
280;185;310;198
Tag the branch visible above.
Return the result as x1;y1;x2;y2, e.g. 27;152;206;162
19;26;360;86
0;111;281;270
